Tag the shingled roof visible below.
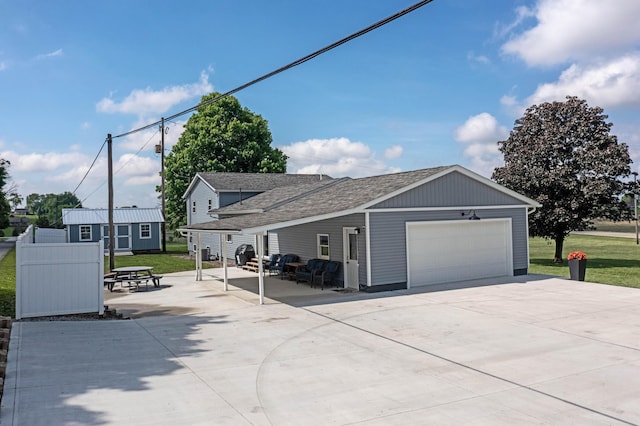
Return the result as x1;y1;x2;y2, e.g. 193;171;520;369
183;166;453;232
182;172;332;198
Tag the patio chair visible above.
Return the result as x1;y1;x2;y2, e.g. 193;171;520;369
312;260;341;290
295;258;328;285
273;253;299;279
267;254;281;276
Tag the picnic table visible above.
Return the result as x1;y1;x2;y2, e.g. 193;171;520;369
105;266;163;291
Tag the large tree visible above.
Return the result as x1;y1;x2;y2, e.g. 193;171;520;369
26;192;82;228
163;92;287;229
0;159;12;229
493;96;632;263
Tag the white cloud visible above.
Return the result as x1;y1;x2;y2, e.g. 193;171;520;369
383;145;403;159
0;150;89;172
96;70;213;117
281;137;400;178
527;54;640;108
118;118;186;152
467;52;491;65
454;113;508;144
35;49;63;60
493;5;534;40
454;113;507;178
502;0;640;67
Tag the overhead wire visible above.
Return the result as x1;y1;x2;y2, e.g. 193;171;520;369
67;0;434;206
113;0;434;139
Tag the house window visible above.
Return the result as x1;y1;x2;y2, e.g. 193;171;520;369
263;234;269;256
140;223;151;239
192;201;196;213
226;234;232;243
208;199;212;210
80;225;92;241
317;234;330;259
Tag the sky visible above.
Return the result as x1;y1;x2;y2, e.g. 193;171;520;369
2;0;640;209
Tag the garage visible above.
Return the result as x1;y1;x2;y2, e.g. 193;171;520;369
406;219;513;287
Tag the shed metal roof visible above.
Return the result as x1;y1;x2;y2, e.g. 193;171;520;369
62;208;164;225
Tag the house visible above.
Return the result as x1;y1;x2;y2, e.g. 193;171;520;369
181;165;541;299
182;172;331;259
62;207;164;253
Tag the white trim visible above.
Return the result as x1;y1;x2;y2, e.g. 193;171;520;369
139;223;151;239
79;225;92;241
317;233;330;260
182;173;216;200
365;211;371;287
367;204;528;213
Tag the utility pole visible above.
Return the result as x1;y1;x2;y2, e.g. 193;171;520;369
107;134;115;270
160;118;167;252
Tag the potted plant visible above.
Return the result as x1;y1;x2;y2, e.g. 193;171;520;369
567;251;587;281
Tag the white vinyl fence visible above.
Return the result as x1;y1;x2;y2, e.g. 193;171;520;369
16;225;104;319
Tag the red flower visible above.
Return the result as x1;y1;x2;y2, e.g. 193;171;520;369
567;251;587;261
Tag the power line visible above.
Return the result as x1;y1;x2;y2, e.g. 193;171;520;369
71;137;107;195
113;0;434;140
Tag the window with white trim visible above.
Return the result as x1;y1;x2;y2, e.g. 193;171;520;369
226;234;232;243
317;234;330;259
192;201;196;213
80;225;92;241
208;199;212;210
140;223;151;239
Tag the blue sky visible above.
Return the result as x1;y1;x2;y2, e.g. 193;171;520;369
2;0;640;209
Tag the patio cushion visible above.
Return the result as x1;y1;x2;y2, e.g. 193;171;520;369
295;258;328;285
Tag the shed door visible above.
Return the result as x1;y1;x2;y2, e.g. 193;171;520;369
406;219;513;288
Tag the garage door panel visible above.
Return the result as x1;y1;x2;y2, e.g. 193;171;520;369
407;219;512;287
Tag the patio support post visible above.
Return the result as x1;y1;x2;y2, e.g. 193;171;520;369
257;232;265;305
196;232;202;281
222;234;228;291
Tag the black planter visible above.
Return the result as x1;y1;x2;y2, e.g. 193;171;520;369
568;259;587;281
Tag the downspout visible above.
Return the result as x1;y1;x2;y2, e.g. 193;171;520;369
365;211;371;288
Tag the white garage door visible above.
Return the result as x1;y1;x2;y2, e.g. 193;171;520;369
407;219;513;287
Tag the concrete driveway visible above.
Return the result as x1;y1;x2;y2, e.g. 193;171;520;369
2;269;640;425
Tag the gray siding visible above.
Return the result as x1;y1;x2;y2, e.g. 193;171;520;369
219;191;262;208
373;171;526;209
275;214;366;286
187;180;218;225
131;222;161;251
368;208;529;286
68;224;100;243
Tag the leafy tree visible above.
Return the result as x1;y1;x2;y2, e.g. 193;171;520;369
0;159;11;229
493;96;632;263
163;92;287;229
8;193;23;211
26;192;82;228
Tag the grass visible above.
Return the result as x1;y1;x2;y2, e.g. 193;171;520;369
529;234;640;288
105;241;213;274
0;248;16;318
593;220;637;233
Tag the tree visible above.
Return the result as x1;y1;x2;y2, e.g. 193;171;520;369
493;96;632;262
163;92;287;229
9;193;23;211
0;159;12;229
26;192;82;228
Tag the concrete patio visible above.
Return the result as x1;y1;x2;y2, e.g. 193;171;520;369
2;269;640;425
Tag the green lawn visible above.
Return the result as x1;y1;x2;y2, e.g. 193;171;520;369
105;241;213;274
529;234;640;288
0;249;16;318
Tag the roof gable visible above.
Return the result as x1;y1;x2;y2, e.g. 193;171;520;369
370;170;531;209
182;172;332;199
